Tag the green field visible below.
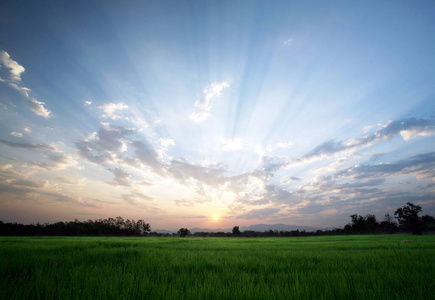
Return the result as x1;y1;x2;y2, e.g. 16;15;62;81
1;235;434;299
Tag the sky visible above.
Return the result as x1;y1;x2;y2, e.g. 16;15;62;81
1;0;435;231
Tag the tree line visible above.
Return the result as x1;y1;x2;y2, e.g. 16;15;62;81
344;202;434;235
175;202;434;237
0;217;150;236
1;202;434;237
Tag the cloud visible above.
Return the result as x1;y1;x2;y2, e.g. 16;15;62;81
76;122;166;183
261;118;435;174
76;123;136;164
339;152;435;180
284;152;435;218
25;154;78;171
0;50;25;81
237;183;302;208
283;39;293;46
0;139;60;153
107;167;131;186
280;176;301;185
0;167;99;208
128;140;163;174
27;98;51;118
122;191;154;206
156;138;174;160
10;132;23;138
167;160;226;187
0;50;51;118
307;118;435;159
260;156;289;174
189;81;230;122
56;176;80;185
236;207;281;220
98;102;129;120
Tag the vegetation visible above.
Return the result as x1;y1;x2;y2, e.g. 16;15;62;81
343;202;434;235
232;225;241;235
394;202;435;235
1;235;434;299
1;202;433;237
0;217;150;236
177;228;190;237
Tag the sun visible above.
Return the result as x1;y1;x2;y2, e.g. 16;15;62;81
213;216;218;221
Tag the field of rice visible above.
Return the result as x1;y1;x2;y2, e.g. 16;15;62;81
1;234;434;299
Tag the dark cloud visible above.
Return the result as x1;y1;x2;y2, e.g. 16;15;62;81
0;139;58;152
260;156;288;174
338;152;435;179
261;118;435;174
76;123;136;164
265;185;299;205
129;140;163;174
304;118;435;159
107;167;131;186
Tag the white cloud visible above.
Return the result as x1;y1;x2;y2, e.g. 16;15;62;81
283;39;293;46
84;101;92;106
10;132;23;138
98;102;129;120
0;50;25;81
28;98;51;118
189;81;230;122
157;138;175;160
204;81;230;100
0;50;51;118
400;129;433;141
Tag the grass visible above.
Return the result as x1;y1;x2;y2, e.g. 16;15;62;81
1;234;434;299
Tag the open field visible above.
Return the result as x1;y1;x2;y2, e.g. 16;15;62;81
1;235;434;299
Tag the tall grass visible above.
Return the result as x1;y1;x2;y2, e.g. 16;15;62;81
1;235;434;299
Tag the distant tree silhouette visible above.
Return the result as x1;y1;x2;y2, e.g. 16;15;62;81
421;214;435;231
380;213;398;234
394;202;423;235
232;226;240;235
0;217;150;236
347;214;380;234
177;228;190;237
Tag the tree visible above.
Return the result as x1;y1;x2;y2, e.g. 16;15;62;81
232;226;240;235
380;213;398;234
364;214;379;233
348;214;380;233
421;214;435;232
178;228;190;237
394;202;423;235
